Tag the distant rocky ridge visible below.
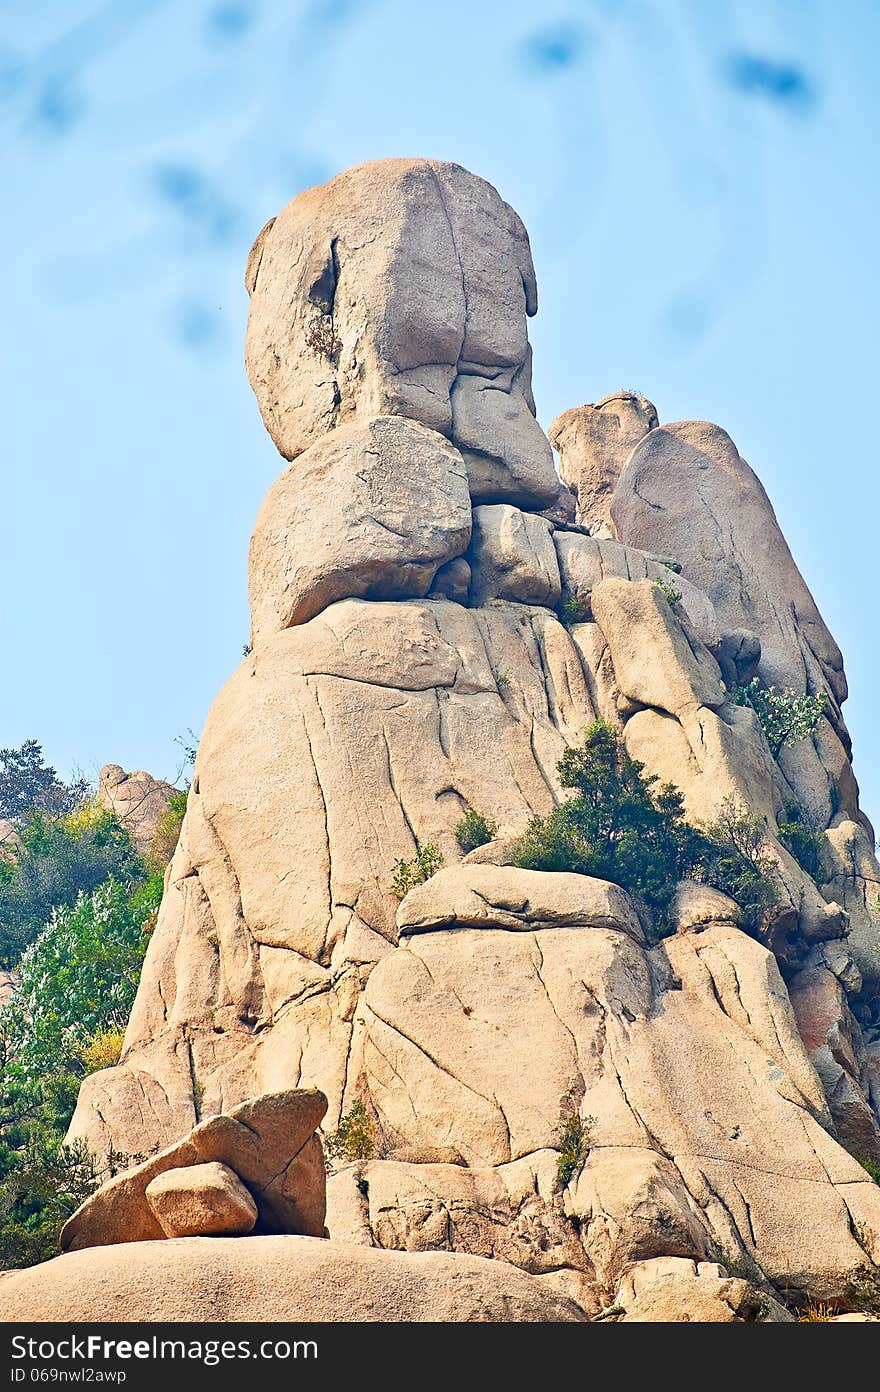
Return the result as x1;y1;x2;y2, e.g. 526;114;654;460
9;158;880;1323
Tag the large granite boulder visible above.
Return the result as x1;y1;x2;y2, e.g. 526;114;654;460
0;1236;586;1323
549;391;658;534
245;158;559;509
62;1089;327;1251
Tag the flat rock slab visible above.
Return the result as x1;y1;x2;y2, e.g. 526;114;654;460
396;863;646;944
61;1088;327;1252
0;1236;588;1323
145;1161;258;1238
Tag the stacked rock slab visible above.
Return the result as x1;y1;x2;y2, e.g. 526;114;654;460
60;159;880;1319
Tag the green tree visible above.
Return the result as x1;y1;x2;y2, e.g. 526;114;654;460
511;721;778;932
0;874;161;1267
736;679;827;759
512;720;707;918
0;741;89;824
0;809;144;967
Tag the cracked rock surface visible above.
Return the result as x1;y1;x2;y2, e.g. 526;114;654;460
52;158;880;1320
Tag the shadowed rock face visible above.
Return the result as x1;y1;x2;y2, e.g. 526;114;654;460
245;158;559;509
56;159;880;1320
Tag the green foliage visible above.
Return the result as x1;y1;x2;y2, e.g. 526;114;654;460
390;843;444;899
777;801;825;881
511;722;779;933
653;575;682;608
0;875;160;1267
736;678;827;759
496;673;510;693
0;810;145;967
696;799;779;932
555;1113;590;1189
0;1141;101;1270
859;1158;880;1185
4;875;159;1090
560;594;591;626
148;788;188;871
324;1102;377;1166
0;741;88;824
454;809;498;855
512;721;707;920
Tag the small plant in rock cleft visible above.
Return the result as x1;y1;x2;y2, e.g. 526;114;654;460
555;1112;591;1189
324;1102;377;1167
454;809;498;854
776;800;825;881
736;678;827;759
858;1158;880;1185
390;843;444;898
304;313;341;363
560;594;591;626
653;575;682;609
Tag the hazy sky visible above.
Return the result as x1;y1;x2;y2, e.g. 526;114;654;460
2;0;879;820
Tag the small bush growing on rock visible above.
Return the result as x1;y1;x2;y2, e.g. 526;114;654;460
696;799;779;932
304;314;341;363
324;1102;376;1166
79;1025;126;1075
798;1302;836;1322
454;809;498;854
511;722;778;933
560;594;591;626
511;720;707;920
776;801;825;881
555;1112;590;1189
496;673;510;694
390;843;444;898
148;788;188;872
736;678;827;759
653;575;682;609
859;1158;880;1185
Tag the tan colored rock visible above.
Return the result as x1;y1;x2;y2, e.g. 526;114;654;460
98;765;177;857
549;392;658;534
553;531;719;653
66;598;598;1162
61;1089;327;1252
610;421;845;702
396;864;645;944
245;159;558;508
325;1151;598;1311
145;1161;258;1237
0;1236;586;1323
617;1266;794;1322
461;835;522;867
788;959;880;1163
349;920;880;1300
609;421;858;838
590;576;725;716
0;970;16;1010
822;818;880;983
468;504;561;607
671;880;742;933
248;417;472;643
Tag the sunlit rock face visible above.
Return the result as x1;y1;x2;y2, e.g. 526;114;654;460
62;159;880;1319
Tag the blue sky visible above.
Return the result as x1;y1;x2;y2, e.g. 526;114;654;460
2;0;879;822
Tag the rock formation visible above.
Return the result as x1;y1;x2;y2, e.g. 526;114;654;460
98;764;177;858
15;157;880;1322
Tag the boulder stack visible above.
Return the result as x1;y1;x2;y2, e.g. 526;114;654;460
41;158;880;1320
